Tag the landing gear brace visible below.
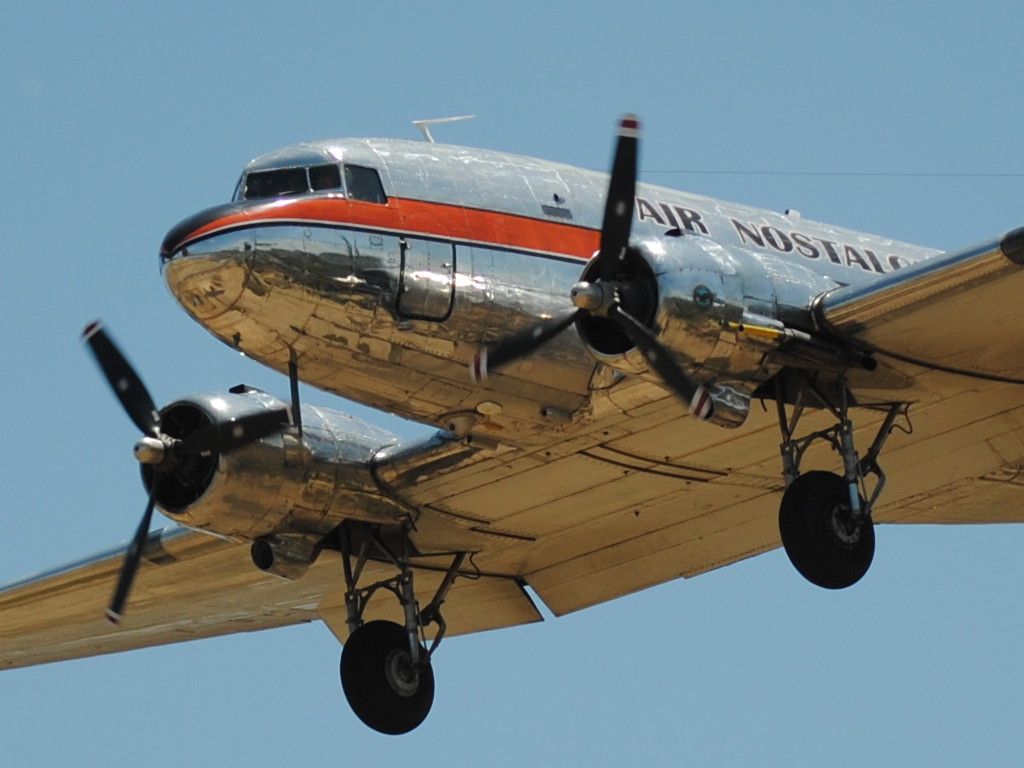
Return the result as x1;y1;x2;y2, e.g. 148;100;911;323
337;521;466;735
774;374;907;590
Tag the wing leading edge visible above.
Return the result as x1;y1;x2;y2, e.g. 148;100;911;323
814;227;1024;382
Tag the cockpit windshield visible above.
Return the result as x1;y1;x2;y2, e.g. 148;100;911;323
238;162;386;203
309;164;341;191
242;163;343;200
244;167;309;199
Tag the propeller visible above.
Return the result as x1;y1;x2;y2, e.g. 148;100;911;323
82;321;288;623
469;115;714;421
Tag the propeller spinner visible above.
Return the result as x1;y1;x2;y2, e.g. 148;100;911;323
469;116;714;421
82;321;288;623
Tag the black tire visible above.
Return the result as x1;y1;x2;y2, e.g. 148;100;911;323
340;620;435;735
778;470;875;590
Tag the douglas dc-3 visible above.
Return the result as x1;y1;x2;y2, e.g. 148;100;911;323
3;116;1024;734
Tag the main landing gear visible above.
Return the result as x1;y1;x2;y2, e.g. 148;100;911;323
773;375;907;589
337;522;465;734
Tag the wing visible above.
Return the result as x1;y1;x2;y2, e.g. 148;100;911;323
814;228;1024;381
0;525;541;670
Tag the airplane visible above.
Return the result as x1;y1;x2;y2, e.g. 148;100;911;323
2;114;1023;735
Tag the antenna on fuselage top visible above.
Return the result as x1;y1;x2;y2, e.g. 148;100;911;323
412;115;476;143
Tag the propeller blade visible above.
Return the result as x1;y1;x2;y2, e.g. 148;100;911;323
82;321;161;438
107;482;159;624
595;115;640;283
608;304;715;421
178;407;289;456
470;309;582;381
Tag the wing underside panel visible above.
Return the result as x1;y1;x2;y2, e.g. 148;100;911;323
0;527;541;670
406;373;1024;616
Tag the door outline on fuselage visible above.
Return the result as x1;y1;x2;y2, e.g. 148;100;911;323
396;236;456;321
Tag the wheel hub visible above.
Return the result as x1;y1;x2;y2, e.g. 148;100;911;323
829;504;862;548
384;648;420;698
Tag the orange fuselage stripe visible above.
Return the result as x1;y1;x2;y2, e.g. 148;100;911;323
182;197;601;259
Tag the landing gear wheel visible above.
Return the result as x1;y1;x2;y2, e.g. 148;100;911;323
779;470;875;590
340;620;435;735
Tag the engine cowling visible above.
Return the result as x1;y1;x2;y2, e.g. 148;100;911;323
576;236;812;428
143;389;407;539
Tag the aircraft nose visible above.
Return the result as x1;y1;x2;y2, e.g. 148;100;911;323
162;205;257;322
163;230;255;321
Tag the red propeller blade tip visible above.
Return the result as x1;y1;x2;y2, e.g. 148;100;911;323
619;115;640;137
689;386;715;421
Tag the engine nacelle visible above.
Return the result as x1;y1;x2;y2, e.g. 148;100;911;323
144;389;407;539
577;236;833;428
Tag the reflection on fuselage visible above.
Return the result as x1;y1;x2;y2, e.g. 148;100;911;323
164;223;598;440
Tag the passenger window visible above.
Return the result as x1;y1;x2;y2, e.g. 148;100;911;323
344;165;387;204
309;164;342;192
244;168;308;199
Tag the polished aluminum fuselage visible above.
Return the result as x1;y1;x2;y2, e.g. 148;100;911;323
162;138;938;444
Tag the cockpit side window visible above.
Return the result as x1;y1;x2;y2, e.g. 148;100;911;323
244;168;308;199
344;165;387;204
309;164;342;192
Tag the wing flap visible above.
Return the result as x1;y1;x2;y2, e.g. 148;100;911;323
815;228;1024;380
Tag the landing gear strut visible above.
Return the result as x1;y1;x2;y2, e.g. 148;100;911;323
774;375;905;589
337;522;464;734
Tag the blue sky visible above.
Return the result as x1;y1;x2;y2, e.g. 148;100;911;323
2;1;1024;764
